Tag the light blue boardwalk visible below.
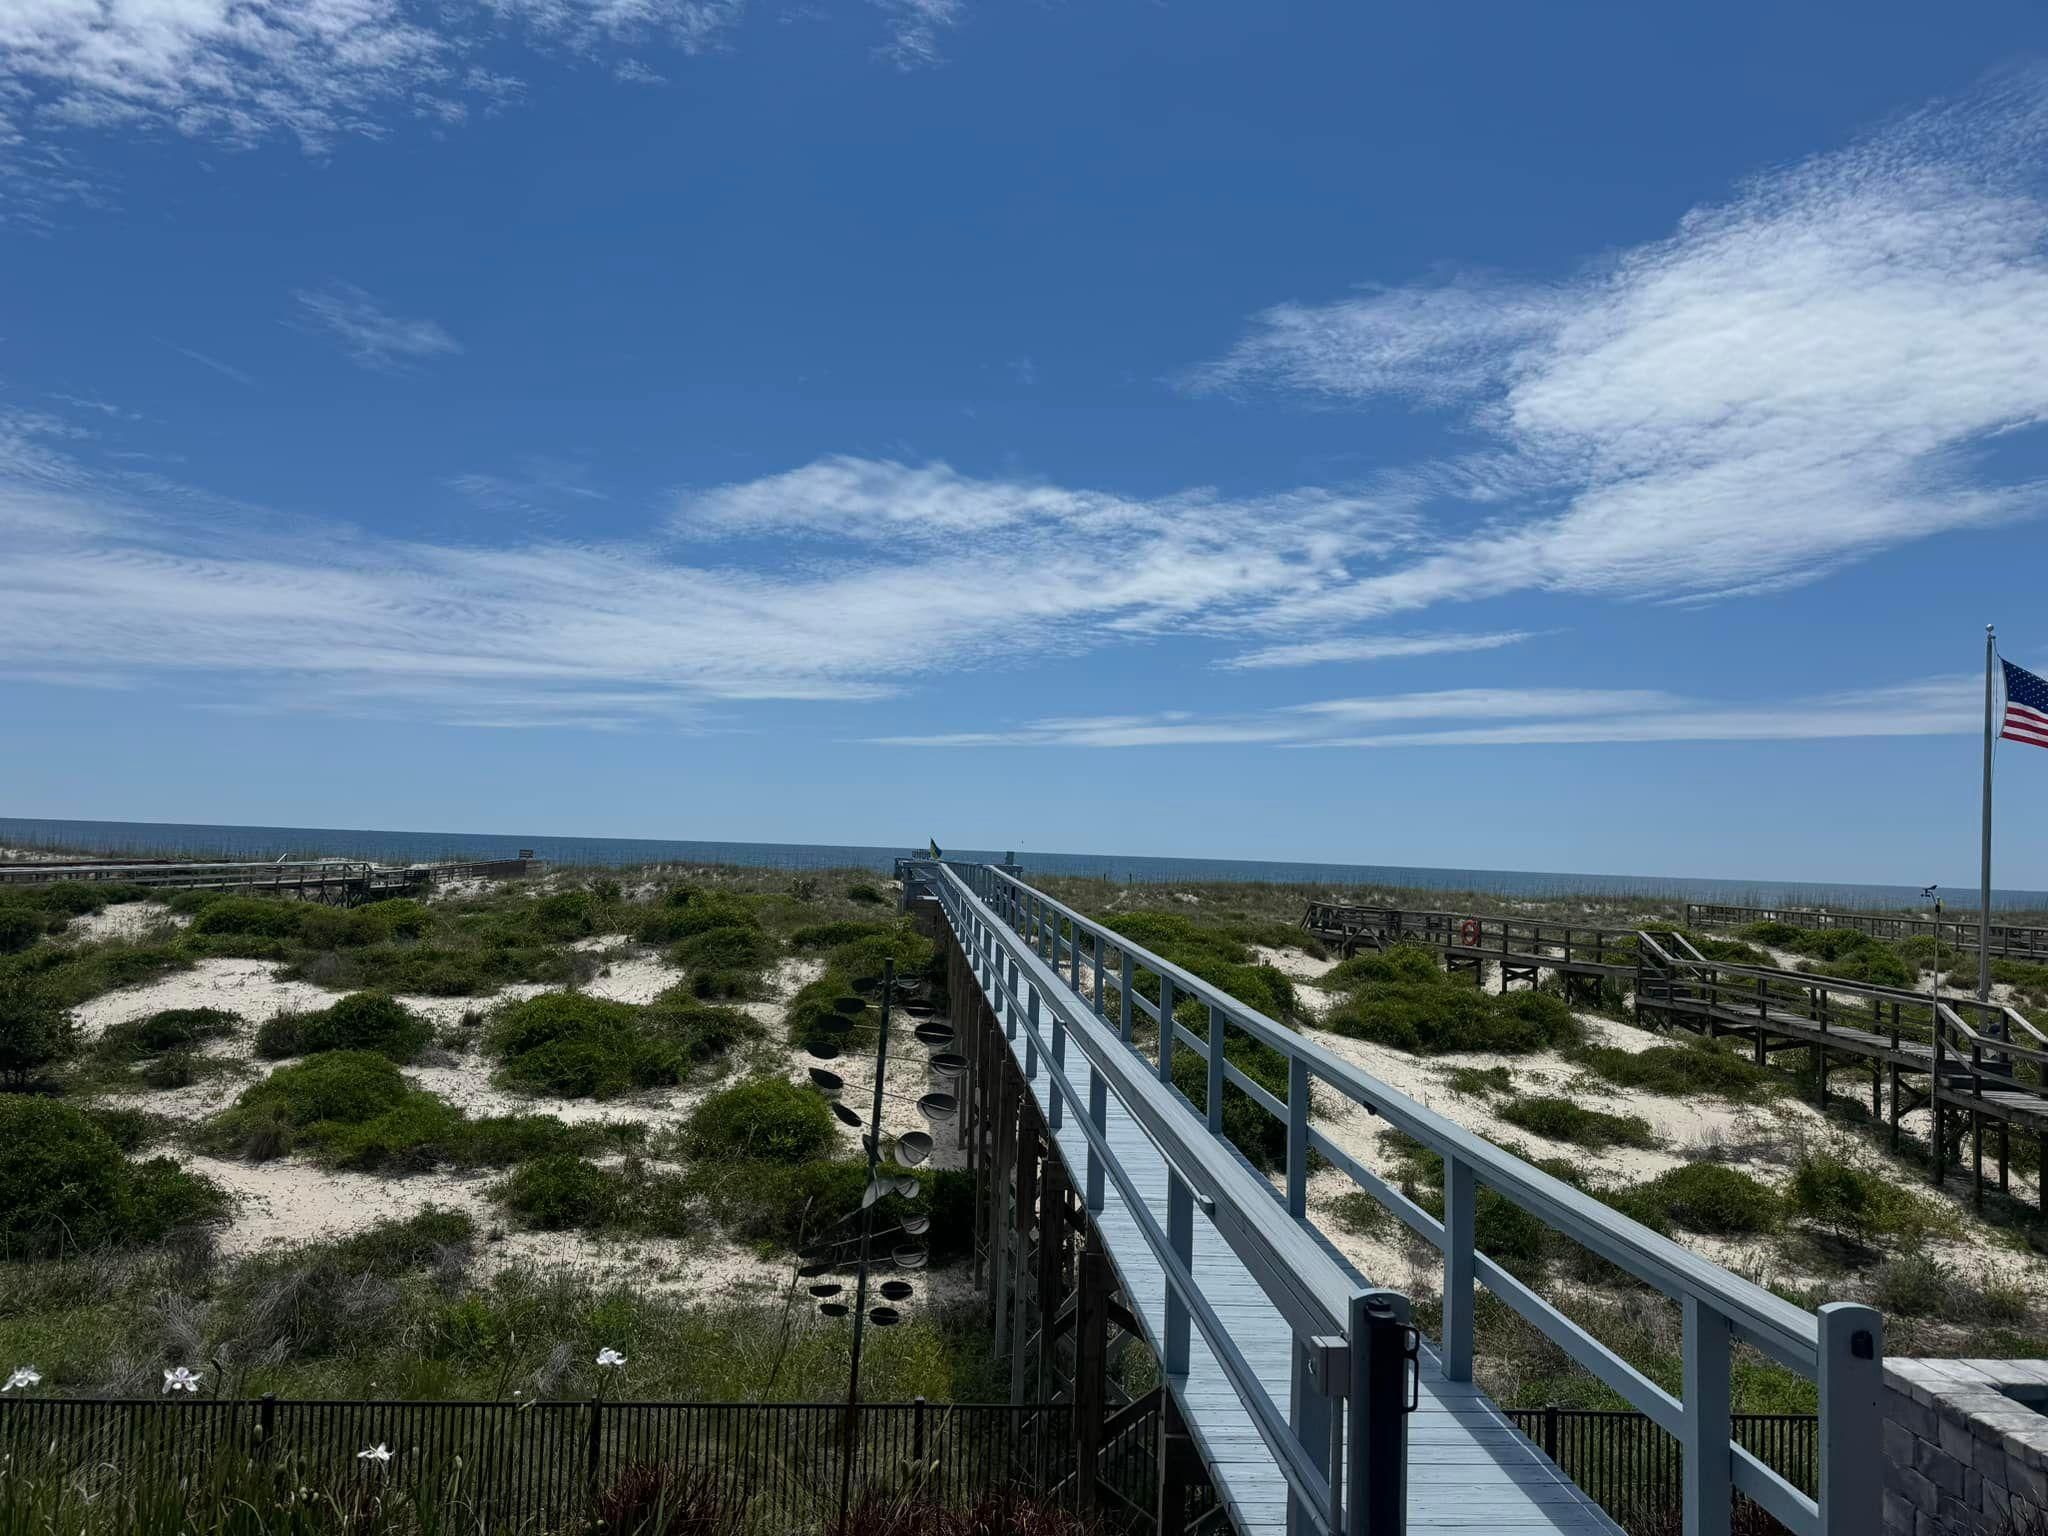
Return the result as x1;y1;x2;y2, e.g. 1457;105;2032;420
971;891;1618;1534
925;860;1887;1536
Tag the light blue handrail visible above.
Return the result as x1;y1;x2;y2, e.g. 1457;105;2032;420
933;861;1884;1536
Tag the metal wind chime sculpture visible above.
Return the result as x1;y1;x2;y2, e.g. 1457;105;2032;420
795;956;966;1517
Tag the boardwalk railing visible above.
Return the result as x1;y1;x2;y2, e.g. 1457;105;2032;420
931;861;1415;1536
938;861;1885;1536
0;856;539;897
1687;902;2048;962
0;1397;1083;1526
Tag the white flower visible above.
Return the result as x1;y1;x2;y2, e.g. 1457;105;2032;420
357;1444;393;1465
2;1367;39;1393
162;1367;202;1394
595;1348;626;1369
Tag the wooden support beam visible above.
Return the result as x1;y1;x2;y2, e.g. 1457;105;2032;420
1073;1244;1112;1515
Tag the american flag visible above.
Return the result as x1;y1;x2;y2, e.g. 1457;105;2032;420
2004;658;2048;750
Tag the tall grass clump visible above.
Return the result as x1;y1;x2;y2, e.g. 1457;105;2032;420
1496;1095;1657;1150
1571;1038;1772;1099
488;993;699;1098
1786;1147;1954;1245
0;977;76;1086
787;923;937;1056
1608;1164;1781;1236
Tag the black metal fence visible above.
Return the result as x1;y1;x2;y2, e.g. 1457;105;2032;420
1509;1407;1818;1533
0;1397;1104;1529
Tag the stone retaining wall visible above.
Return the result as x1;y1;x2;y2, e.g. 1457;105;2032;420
1885;1359;2048;1535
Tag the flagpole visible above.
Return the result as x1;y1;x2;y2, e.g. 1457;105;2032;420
1980;624;1996;1002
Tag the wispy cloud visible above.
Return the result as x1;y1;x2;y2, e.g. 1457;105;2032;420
868;679;1979;749
1220;630;1536;670
0;445;1408;727
1187;74;2048;628
874;0;964;68
162;343;257;386
292;284;462;373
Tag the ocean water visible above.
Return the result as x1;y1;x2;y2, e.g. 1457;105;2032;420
4;815;2043;911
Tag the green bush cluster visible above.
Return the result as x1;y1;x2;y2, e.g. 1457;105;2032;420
488;991;747;1098
1738;922;1912;987
0;939;191;1008
0;882;155;951
1786;1149;1951;1244
1319;946;1582;1055
98;1006;238;1059
786;923;937;1056
1110;911;1296;1022
256;991;430;1062
1496;1095;1657;1150
630;887;778;997
789;919;901;951
681;1077;835;1163
0;978;76;1086
0;1097;226;1255
1445;1064;1514;1097
1571;1038;1772;1098
1608;1164;1781;1235
1870;1253;2029;1324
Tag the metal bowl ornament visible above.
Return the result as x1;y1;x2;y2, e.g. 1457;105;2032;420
917;1092;958;1119
892;1244;929;1270
808;1283;842;1298
867;1307;901;1328
928;1052;967;1075
880;1280;913;1301
808;1067;844;1091
831;1102;864;1128
819;1302;849;1318
832;995;868;1016
900;1214;930;1236
850;975;883;994
893;1130;933;1166
914;1023;953;1046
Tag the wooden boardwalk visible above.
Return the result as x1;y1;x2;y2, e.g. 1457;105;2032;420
0;855;538;900
980;931;1620;1534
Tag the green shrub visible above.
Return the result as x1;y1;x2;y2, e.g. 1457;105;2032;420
1445;1065;1514;1097
1324;979;1581;1055
0;978;75;1085
1169;1031;1292;1171
494;1155;624;1230
97;1006;238;1060
1614;1164;1781;1235
1738;921;1804;947
256;992;429;1062
0;910;42;954
0;1097;130;1250
82;1104;172;1152
206;1050;413;1159
1322;946;1445;990
1786;1149;1948;1244
355;899;431;940
1328;1191;1395;1238
635;889;761;945
0;1098;225;1254
847;883;886;905
189;897;306;939
790;920;897;951
1497;1095;1657;1150
671;924;775;997
1110;912;1295;1022
683;1078;835;1163
0;940;190;1007
488;993;685;1098
686;1157;973;1261
1573;1039;1772;1098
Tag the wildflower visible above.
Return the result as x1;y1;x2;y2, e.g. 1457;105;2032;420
162;1366;203;1394
357;1443;393;1465
2;1367;39;1393
595;1348;626;1369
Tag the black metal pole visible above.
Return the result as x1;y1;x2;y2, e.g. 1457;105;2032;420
837;957;896;1530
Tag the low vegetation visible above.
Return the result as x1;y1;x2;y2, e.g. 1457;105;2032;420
0;1097;226;1256
1570;1038;1772;1098
1319;945;1583;1054
1608;1164;1782;1236
256;991;431;1062
1496;1094;1657;1151
487;991;747;1099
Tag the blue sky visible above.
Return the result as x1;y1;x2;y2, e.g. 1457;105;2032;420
5;4;2048;887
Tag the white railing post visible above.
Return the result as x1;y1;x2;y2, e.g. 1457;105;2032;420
1165;1168;1193;1378
1681;1295;1732;1536
1205;1001;1226;1135
1441;1155;1475;1383
1287;1056;1310;1220
1817;1302;1883;1536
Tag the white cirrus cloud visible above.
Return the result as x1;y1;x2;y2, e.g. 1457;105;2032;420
292;284;462;372
1188;74;2048;628
1220;629;1537;671
866;678;1980;750
0;447;1416;727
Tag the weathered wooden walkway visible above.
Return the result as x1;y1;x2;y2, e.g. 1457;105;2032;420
1685;902;2048;963
0;855;539;902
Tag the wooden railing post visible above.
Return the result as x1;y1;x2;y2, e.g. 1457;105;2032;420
1119;951;1135;1045
1205;1002;1225;1136
1441;1156;1475;1383
1286;1056;1310;1220
1681;1296;1731;1536
1157;975;1177;1085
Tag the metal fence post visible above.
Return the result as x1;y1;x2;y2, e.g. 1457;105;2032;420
1681;1296;1732;1536
1441;1156;1475;1383
1164;1169;1193;1378
256;1392;276;1460
1204;1002;1226;1135
1817;1303;1883;1536
913;1396;927;1465
1287;1056;1310;1220
1289;1331;1335;1536
586;1396;604;1504
1543;1402;1559;1465
1348;1288;1412;1536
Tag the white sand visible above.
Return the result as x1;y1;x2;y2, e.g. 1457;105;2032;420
65;901;187;943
